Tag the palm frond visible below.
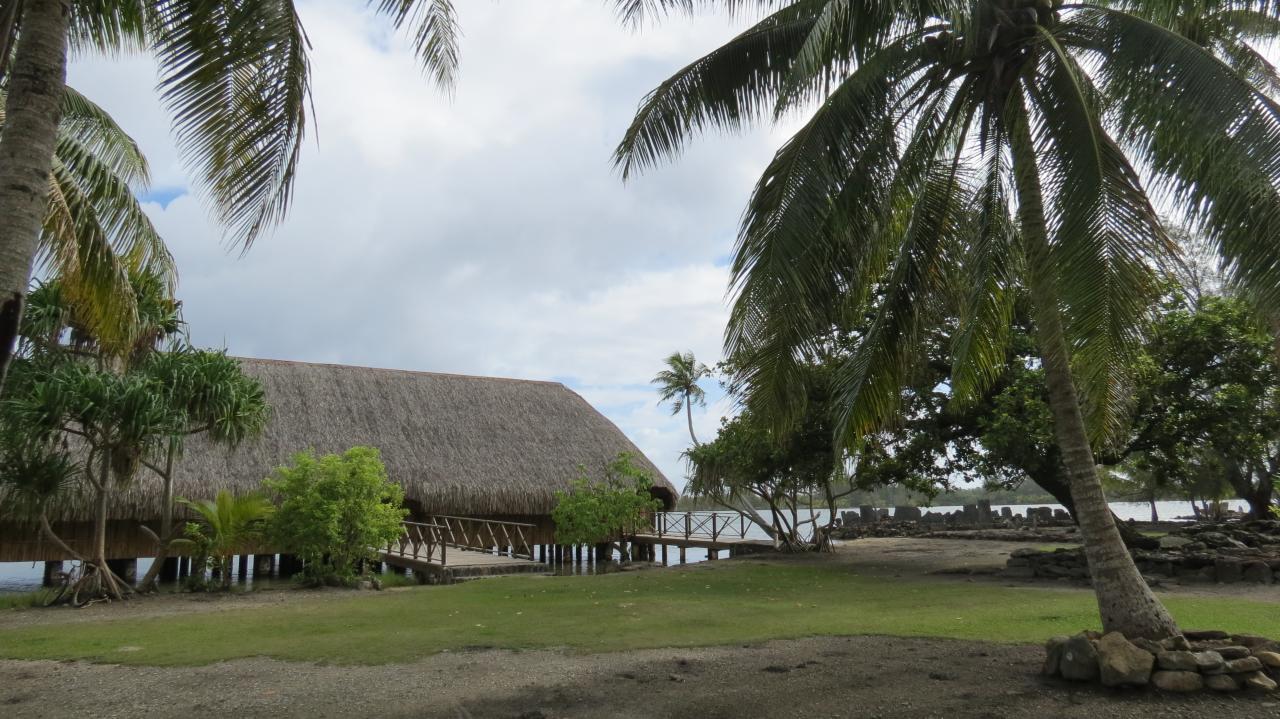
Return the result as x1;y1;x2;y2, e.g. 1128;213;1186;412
725;37;935;425
614;1;825;179
1026;31;1171;443
149;0;312;249
613;0;786;29
1066;8;1280;315
948;117;1019;407
372;0;460;91
68;0;148;57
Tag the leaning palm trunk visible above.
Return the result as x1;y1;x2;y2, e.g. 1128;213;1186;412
1012;115;1178;640
0;0;69;396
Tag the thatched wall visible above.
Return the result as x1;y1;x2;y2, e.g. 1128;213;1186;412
3;358;677;546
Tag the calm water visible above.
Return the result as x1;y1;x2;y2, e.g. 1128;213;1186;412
0;500;1246;594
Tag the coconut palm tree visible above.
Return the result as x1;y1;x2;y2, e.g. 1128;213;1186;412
3;85;175;356
615;0;1280;639
653;350;711;445
0;0;460;392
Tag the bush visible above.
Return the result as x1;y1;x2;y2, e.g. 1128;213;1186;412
264;447;407;586
551;452;662;546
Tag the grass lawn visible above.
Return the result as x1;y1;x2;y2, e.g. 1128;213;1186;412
1;562;1275;667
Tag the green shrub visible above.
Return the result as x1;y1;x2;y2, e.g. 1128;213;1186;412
551;452;662;546
264;447;407;586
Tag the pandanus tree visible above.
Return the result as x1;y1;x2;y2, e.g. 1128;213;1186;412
0;276;266;602
615;0;1280;639
0;0;460;394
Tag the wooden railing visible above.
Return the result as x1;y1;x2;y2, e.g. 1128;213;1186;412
648;511;749;542
387;520;447;565
432;515;536;560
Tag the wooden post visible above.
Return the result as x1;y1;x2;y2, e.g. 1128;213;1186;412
538;544;545;563
679;546;686;564
661;544;668;566
236;554;249;579
158;556;180;582
574;544;581;563
41;560;63;587
253;554;276;578
107;558;137;584
176;556;189;579
708;548;717;561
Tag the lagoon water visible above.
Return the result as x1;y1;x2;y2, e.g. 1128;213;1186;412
0;499;1248;594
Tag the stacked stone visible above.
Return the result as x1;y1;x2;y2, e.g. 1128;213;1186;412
1043;630;1280;693
1005;528;1280;584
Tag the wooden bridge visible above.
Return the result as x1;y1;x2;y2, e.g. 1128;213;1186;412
378;516;546;582
630;511;776;563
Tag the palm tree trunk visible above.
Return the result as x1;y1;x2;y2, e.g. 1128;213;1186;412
685;400;699;446
1010;109;1179;640
0;0;70;396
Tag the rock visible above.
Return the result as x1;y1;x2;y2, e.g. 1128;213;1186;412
1205;674;1240;692
1151;670;1204;692
1255;651;1280;668
1244;671;1279;692
1004;566;1036;578
1194;651;1226;673
1199;532;1231;547
1184;629;1231;641
1159;635;1192;651
1097;632;1154;687
1132;638;1163;655
1043;636;1068;676
1059;634;1100;682
1215;558;1245;583
1243;562;1274;584
1225;656;1264;674
1158;535;1193;550
1219;646;1253;660
1156;651;1198;672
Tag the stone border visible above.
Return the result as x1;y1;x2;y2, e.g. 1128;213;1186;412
1044;630;1279;693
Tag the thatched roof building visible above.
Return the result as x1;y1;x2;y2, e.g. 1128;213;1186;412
1;358;677;561
165;358;676;516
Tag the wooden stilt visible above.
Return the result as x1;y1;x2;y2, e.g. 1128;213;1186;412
679;546;686;564
661;544;668;566
253;554;276;578
159;556;180;582
41;561;63;587
106;558;137;583
236;554;249;579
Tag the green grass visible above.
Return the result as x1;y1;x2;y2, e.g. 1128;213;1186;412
0;589;55;611
1;562;1275;667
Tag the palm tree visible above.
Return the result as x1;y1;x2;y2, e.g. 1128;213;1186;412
653;350;711;445
2;85;175;356
0;0;460;392
178;490;275;590
615;0;1280;639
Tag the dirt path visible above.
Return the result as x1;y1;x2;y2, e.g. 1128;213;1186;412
3;635;1278;718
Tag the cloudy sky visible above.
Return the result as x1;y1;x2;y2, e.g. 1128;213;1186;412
70;1;795;488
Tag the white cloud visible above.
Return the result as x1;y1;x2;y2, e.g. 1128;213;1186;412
71;0;794;488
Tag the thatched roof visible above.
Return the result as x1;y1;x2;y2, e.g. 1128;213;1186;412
43;358;678;521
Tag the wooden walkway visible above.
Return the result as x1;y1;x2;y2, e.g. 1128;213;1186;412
378;516;546;582
631;511;777;558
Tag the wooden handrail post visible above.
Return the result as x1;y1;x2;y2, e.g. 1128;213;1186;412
712;513;719;541
684;513;691;541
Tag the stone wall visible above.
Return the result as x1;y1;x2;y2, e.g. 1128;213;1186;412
1005;519;1280;584
1044;630;1279;693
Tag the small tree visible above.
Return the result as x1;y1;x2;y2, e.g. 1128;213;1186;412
551;453;662;554
178;491;274;591
264;447;407;586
